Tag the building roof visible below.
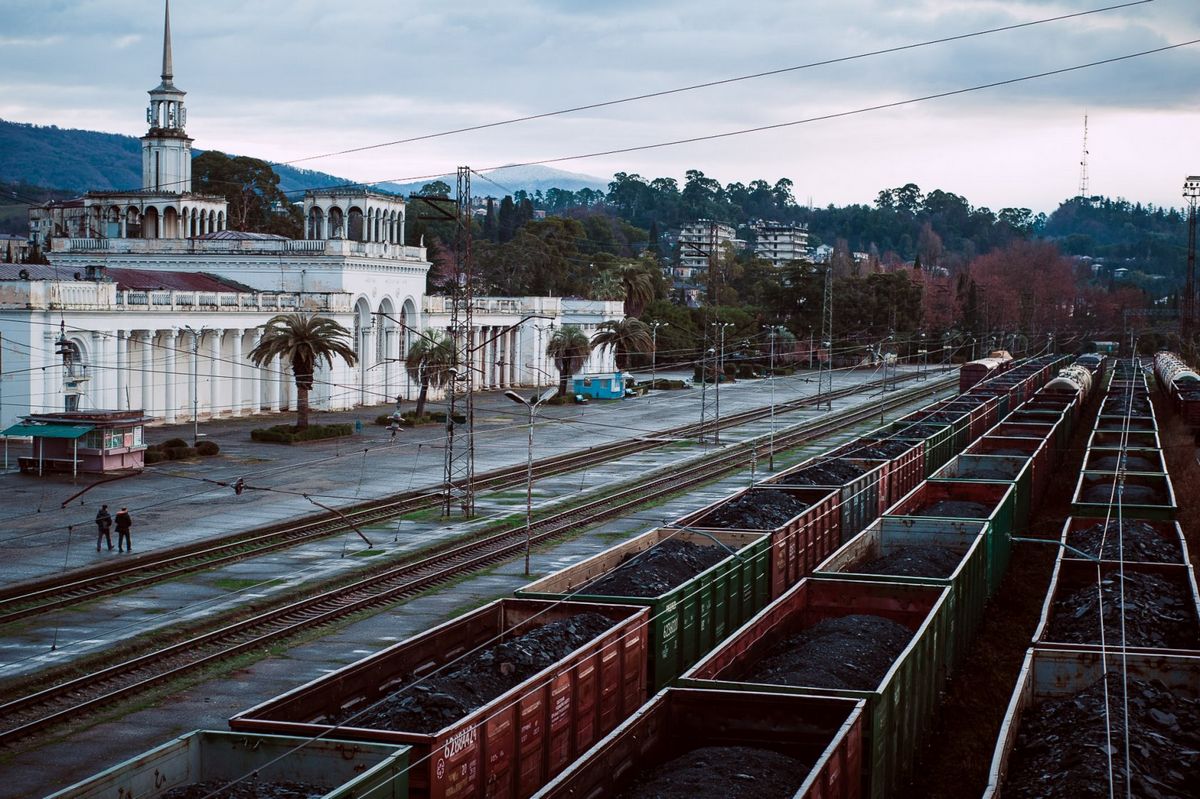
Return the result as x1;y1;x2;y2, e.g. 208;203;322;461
1;422;94;439
0;263;255;292
195;230;289;241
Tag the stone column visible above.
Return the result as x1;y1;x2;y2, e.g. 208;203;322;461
230;330;243;415
508;328;519;386
208;331;221;417
115;331;127;410
42;329;59;413
91;331;108;409
140;332;153;415
164;328;177;423
384;326;396;401
249;329;263;414
268;353;282;412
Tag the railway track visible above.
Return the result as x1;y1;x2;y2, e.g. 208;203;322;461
0;370;936;625
0;374;954;746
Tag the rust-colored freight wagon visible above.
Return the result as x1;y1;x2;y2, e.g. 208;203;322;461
676;485;840;598
532;688;865;799
230;599;649;799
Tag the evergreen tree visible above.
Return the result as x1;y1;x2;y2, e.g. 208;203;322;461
483;198;497;242
497;196;517;243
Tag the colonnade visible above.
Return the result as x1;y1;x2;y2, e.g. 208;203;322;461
45;326;293;423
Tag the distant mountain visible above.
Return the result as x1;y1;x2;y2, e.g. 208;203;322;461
0;118;608;199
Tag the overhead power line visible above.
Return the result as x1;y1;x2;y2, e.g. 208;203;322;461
278;1;1153;168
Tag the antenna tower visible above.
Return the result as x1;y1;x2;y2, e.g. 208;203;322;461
442;166;476;517
1078;114;1090;199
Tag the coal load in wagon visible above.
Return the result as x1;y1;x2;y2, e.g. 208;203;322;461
742;614;912;690
911;500;991;519
339;614;614;733
1046;572;1198;649
896;424;945;439
614;746;810;799
856;545;962;578
1066;520;1181;563
1088;452;1159;472
1003;673;1200;799
583;539;728;598
847;439;915;460
701;489;811;530
1081;481;1164;504
162;782;329;799
780;459;866;486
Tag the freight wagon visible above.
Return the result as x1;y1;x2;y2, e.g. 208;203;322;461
532;689;866;799
230;599;649;799
45;731;409;799
516;528;771;691
680;578;951;799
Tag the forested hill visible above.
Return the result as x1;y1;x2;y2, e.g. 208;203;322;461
0;119;381;195
0;119;606;198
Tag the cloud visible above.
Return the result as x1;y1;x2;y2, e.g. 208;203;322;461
0;0;1197;212
0;35;63;47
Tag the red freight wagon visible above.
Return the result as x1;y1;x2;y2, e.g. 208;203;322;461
532;688;865;799
229;599;649;799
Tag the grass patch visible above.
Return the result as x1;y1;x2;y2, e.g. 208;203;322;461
212;577;287;592
397;507;444;523
349;548;387;558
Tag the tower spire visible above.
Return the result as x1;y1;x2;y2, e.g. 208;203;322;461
161;0;174;83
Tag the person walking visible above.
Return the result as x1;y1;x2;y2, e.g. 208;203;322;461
114;507;132;552
95;505;113;551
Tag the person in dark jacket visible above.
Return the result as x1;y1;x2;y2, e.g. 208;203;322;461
95;505;113;551
114;507;132;552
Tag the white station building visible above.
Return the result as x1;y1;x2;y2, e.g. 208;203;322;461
1;2;617;430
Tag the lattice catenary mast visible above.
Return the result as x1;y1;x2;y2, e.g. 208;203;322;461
443;166;476;517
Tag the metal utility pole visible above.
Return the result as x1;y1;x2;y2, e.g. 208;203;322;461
918;332;927;381
707;221;720;306
817;266;834;410
765;325;783;470
650;321;667;387
698;327;714;445
1183;177;1200;344
439;166;476;517
711;322;734;444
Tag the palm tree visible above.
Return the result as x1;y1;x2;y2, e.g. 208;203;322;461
591;317;653;370
248;313;357;430
619;262;657;317
546;326;592;399
405;332;455;418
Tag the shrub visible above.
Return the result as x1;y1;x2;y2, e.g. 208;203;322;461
166;446;198;460
144;449;167;465
250;423;354;444
736;363;758;379
195;440;220;456
161;437;188;449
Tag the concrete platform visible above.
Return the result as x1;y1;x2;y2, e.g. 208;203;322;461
0;365;942;586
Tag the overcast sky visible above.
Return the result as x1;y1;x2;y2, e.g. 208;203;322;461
2;0;1198;213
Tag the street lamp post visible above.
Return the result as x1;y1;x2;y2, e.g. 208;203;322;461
650;321;668;388
505;386;559;576
918;332;927;381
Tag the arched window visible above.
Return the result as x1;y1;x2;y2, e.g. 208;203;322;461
328;207;345;239
347;207;364;242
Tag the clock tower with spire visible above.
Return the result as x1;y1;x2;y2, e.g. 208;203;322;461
141;0;191;193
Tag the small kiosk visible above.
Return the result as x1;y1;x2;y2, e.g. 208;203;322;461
3;410;151;476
